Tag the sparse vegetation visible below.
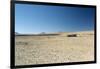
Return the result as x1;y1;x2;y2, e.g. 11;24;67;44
16;42;28;45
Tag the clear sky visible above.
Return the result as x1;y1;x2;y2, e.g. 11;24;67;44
15;4;95;34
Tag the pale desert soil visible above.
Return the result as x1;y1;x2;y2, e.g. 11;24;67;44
15;31;94;65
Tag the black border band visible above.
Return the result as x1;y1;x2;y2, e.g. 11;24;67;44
10;0;97;69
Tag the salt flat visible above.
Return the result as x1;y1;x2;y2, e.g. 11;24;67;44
15;31;94;65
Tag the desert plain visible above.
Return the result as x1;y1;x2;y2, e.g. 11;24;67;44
15;31;94;65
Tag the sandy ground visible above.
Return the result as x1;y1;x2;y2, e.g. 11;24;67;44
15;31;94;65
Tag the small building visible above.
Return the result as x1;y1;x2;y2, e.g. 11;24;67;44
67;34;77;37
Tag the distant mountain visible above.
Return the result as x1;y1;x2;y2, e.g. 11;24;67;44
15;32;20;35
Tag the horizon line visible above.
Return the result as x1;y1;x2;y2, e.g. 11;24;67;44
15;30;94;34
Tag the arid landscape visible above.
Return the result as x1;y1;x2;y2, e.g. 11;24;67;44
15;31;94;65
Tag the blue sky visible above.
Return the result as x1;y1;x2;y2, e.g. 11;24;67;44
15;4;95;34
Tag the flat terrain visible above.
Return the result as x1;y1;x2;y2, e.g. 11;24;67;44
15;31;94;65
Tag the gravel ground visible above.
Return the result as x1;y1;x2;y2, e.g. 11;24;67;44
15;31;94;65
